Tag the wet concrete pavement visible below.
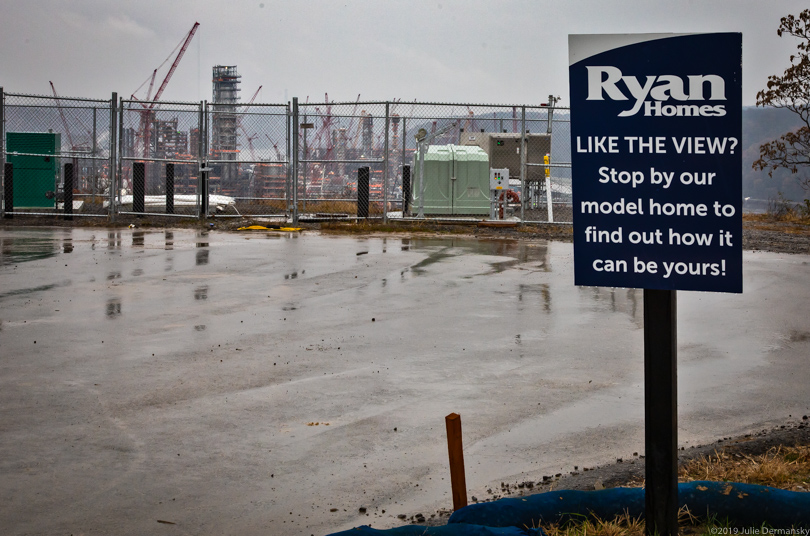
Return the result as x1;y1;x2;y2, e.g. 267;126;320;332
1;227;809;535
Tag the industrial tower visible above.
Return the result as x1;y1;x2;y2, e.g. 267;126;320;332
211;65;241;192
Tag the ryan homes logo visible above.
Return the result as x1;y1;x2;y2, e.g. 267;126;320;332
586;66;727;118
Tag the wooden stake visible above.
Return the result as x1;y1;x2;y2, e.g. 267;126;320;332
445;412;468;510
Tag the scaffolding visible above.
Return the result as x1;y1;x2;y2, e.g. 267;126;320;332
211;65;241;193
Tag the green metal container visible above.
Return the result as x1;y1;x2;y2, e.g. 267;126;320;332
412;144;489;215
6;132;61;208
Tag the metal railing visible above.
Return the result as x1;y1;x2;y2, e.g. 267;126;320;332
1;88;572;224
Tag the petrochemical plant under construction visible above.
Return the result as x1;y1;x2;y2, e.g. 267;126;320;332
3;20;570;222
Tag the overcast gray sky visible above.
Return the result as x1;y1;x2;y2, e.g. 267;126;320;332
0;0;805;106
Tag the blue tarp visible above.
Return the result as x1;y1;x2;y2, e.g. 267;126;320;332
326;481;810;535
449;481;810;528
327;525;543;536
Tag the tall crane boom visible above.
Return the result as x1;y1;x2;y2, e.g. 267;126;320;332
145;70;158;101
246;86;262;107
136;22;200;158
153;22;199;103
49;81;75;150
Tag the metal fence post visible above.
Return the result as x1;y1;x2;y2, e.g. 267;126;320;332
301;108;307;213
286;102;292;215
291;97;299;226
0;87;4;219
383;102;390;223
198;101;209;220
109;92;118;221
115;96;125;222
520;106;527;222
196;101;203;218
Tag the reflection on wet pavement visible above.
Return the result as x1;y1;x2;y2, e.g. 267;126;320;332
0;282;62;300
196;230;209;248
107;231;121;250
517;283;552;312
132;231;145;247
405;239;549;277
0;236;60;265
106;298;121;318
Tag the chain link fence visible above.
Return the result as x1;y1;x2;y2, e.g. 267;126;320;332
208;102;289;217
2;91;115;217
294;101;389;220
2;89;572;224
389;102;567;222
118;99;202;217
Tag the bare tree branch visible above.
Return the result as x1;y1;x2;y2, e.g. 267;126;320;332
756;9;810;192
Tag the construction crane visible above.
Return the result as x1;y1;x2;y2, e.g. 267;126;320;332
49;81;75;151
237;86;263;160
345;94;362;149
133;22;200;158
245;132;260;161
265;135;285;162
310;92;334;158
144;70;158;101
244;86;262;108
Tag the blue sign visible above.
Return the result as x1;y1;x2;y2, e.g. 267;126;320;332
569;33;742;293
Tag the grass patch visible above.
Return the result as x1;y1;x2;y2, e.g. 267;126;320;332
742;213;810;235
538;446;810;535
748;194;810;224
680;445;810;492
542;511;646;536
542;507;704;536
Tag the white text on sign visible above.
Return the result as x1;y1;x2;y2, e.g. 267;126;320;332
576;136;739;155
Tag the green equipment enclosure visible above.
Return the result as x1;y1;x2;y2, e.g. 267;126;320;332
411;144;490;215
6;132;61;209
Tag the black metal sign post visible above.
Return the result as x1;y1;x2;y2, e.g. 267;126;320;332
644;289;678;536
